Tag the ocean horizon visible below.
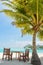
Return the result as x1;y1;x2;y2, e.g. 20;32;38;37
0;48;43;53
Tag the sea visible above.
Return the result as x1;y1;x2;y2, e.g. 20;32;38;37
0;48;43;53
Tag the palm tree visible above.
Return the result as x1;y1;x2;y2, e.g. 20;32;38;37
0;0;43;65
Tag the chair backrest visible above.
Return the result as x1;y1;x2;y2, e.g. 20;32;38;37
3;48;10;55
25;49;29;57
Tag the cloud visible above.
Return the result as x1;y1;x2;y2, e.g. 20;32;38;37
0;40;32;48
6;40;32;48
0;40;43;48
36;41;43;45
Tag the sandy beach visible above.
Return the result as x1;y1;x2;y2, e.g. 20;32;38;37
0;53;43;65
0;53;43;59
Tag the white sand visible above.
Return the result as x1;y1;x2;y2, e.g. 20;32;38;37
0;53;43;65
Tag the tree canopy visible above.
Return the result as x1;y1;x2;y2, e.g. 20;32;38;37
0;0;43;40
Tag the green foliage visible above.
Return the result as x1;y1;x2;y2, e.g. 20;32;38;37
39;46;43;49
24;44;32;49
0;0;43;40
38;30;43;40
24;44;43;49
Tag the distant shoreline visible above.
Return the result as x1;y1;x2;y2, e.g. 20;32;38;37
0;48;43;53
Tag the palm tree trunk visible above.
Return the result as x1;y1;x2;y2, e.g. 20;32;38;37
31;31;41;65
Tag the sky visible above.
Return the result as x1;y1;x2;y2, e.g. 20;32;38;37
0;1;43;48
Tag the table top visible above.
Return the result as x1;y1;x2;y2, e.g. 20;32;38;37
11;51;24;53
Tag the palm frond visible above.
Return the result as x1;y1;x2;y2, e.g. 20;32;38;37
0;9;34;26
2;2;15;10
21;27;34;35
37;30;43;40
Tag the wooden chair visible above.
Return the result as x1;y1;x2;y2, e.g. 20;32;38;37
2;48;12;60
19;49;29;62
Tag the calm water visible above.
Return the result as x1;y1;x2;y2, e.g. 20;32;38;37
0;48;43;53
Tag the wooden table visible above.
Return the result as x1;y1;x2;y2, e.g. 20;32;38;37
11;51;23;59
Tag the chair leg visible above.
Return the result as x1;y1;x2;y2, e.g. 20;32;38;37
2;55;7;60
27;57;29;61
8;55;10;61
2;55;4;60
11;55;12;60
19;57;21;61
23;57;26;62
